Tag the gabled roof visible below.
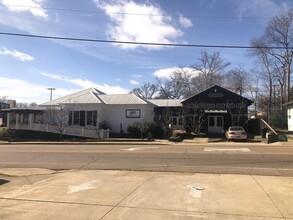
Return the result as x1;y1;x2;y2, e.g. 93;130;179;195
40;88;153;106
148;99;184;107
40;88;105;106
98;93;150;105
182;85;253;105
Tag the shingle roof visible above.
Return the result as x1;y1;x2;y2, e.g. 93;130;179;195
148;99;184;107
40;88;105;106
98;94;149;105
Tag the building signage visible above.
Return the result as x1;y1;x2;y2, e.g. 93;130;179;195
126;109;141;118
208;93;223;98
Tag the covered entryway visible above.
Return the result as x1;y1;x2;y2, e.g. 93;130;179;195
208;116;223;133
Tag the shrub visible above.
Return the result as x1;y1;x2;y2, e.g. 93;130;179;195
127;122;142;138
148;122;164;138
127;121;164;139
99;120;111;130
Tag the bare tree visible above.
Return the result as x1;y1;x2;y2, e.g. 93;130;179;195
251;10;293;103
177;103;208;133
45;106;72;140
29;102;38;107
224;66;249;96
191;51;230;91
250;39;276;122
156;67;193;99
131;83;158;99
0;96;7;102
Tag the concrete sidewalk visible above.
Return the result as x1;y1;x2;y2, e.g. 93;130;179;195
0;168;292;219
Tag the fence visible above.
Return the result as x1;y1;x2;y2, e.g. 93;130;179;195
9;123;110;139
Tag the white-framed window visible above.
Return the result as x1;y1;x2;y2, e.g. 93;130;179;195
172;117;183;126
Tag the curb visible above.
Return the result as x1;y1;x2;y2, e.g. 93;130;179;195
0;141;169;146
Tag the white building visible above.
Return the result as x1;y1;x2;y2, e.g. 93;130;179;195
285;101;293;131
3;88;155;139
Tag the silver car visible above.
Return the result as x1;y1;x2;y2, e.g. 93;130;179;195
226;126;247;141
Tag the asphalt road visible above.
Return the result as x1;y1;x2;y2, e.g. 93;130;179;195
0;142;293;176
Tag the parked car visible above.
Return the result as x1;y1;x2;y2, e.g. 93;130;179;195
226;126;247;141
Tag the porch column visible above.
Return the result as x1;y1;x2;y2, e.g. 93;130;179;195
16;114;19;129
29;114;33;130
6;112;10;129
97;106;102;127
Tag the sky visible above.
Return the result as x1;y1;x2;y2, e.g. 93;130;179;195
0;0;292;103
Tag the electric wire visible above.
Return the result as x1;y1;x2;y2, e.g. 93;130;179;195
0;32;290;50
0;3;272;20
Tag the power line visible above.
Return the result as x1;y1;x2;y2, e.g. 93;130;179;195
0;3;272;20
0;31;290;50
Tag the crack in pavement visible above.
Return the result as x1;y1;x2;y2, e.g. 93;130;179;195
251;175;285;219
99;174;157;220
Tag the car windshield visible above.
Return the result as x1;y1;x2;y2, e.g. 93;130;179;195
230;127;244;131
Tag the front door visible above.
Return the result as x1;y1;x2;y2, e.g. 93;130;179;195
208;116;223;133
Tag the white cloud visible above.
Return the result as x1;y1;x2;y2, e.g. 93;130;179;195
94;0;184;50
153;67;198;79
41;72;62;80
0;47;34;62
132;74;142;78
0;74;130;103
97;84;129;94
234;0;290;20
129;79;139;85
0;0;48;18
179;15;193;28
41;72;129;94
0;77;77;103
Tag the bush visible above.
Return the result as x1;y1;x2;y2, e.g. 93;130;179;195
99;120;111;130
127;121;164;139
148;122;164;138
127;122;142;138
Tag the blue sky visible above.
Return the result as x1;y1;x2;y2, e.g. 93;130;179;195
0;0;292;103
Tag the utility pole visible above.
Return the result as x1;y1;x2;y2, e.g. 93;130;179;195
47;88;56;101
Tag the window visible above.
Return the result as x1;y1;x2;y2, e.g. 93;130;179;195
172;117;177;125
71;111;97;126
86;111;97;126
172;117;183;126
80;111;85;126
209;117;215;126
69;111;72;125
87;111;92;125
217;117;223;126
73;111;80;125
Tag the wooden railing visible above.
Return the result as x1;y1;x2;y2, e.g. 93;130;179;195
9;123;110;139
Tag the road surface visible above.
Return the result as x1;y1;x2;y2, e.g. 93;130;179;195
0;142;293;176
